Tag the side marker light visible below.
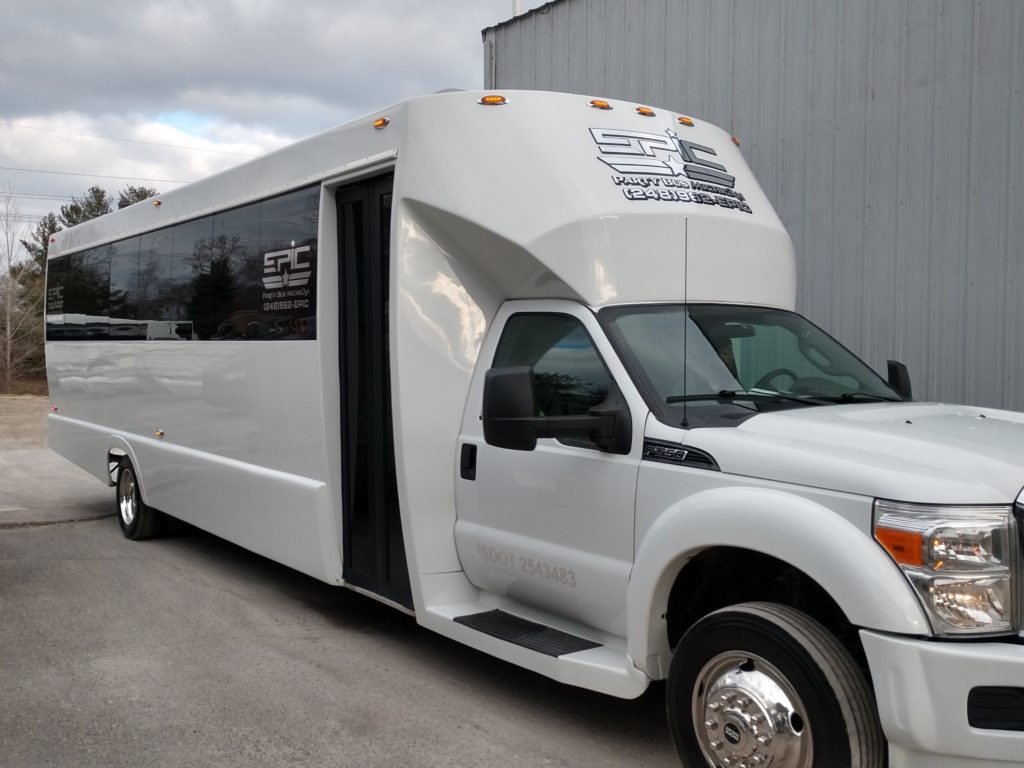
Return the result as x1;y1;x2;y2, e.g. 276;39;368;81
677;116;695;127
373;117;390;129
731;136;742;146
589;99;612;110
155;429;166;438
478;94;508;106
635;106;656;117
875;526;924;567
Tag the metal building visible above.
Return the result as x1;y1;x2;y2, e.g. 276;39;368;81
484;0;1024;410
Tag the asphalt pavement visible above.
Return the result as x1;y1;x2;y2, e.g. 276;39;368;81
0;396;678;768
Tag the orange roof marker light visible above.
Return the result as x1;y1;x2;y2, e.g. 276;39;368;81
635;106;656;117
373;117;390;129
478;94;508;106
732;136;742;147
677;116;695;127
589;99;612;110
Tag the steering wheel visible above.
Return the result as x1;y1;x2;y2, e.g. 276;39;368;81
755;368;798;390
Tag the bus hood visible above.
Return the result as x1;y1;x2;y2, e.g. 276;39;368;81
684;402;1024;504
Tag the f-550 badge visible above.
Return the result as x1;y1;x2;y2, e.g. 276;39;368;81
590;127;753;213
262;242;313;289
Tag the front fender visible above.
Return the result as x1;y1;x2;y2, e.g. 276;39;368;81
627;486;930;674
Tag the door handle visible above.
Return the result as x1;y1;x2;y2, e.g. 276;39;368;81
460;443;477;481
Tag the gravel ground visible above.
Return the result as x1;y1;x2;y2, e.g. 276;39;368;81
0;394;48;449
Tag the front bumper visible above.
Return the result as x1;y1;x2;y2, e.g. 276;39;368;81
861;630;1024;767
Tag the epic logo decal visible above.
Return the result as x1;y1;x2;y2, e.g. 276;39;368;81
590;127;753;213
47;285;64;313
262;241;312;289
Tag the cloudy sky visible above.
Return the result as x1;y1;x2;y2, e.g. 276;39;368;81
0;0;545;237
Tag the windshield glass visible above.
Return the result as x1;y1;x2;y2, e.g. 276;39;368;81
601;304;902;428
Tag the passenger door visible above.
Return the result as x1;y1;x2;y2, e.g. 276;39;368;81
337;176;412;609
454;302;644;637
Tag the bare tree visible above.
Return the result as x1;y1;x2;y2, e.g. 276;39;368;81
0;187;45;393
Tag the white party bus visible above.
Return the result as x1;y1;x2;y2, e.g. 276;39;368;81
45;90;1024;768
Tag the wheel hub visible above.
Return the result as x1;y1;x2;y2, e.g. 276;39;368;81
118;469;136;526
694;653;811;768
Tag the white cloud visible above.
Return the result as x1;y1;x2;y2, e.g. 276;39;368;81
0;0;541;224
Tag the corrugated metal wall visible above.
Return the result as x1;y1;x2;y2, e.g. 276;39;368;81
484;0;1024;410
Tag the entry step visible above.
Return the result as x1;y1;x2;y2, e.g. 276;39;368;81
453;609;601;657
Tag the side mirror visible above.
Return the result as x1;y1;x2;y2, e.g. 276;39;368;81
482;366;631;453
482;367;541;451
886;360;913;400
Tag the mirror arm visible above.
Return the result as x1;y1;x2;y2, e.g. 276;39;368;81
535;413;613;438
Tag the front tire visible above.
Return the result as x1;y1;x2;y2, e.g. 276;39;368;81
116;458;163;540
667;602;885;768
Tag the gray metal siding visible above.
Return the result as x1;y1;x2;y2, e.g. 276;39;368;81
485;0;1024;410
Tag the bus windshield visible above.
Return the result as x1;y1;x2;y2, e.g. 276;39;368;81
601;304;903;428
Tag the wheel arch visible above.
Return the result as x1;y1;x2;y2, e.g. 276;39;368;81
627;486;930;678
105;436;143;496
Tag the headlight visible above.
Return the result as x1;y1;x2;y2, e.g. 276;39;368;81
873;499;1018;636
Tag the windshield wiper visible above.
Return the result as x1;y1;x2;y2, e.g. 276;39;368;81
666;389;828;406
825;392;904;403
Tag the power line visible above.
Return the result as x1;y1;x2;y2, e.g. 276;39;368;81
8;192;74;202
0;165;190;184
0;120;258;157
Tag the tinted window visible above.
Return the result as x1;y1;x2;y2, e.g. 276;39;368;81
168;216;212;338
45;184;320;342
138;227;173;326
258;186;319;339
45;257;67;340
209;202;262;339
108;239;139;320
63;248;110;339
494;314;612;418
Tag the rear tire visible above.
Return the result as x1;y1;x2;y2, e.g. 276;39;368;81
116;458;163;540
667;601;885;768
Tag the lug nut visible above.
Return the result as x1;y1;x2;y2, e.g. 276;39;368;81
705;719;719;731
710;739;724;751
756;733;772;746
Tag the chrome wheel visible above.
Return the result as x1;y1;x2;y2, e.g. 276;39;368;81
668;603;884;768
118;465;137;527
115;458;163;540
693;651;811;768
